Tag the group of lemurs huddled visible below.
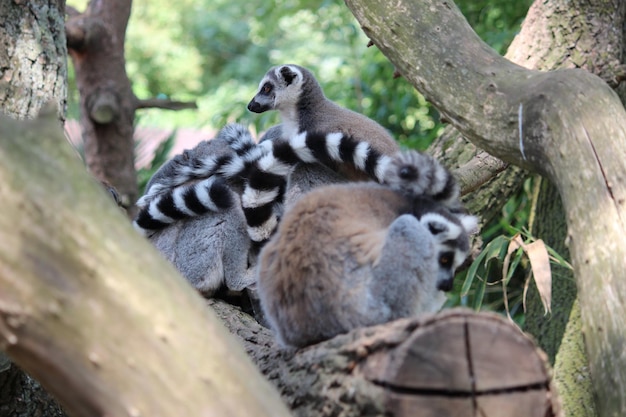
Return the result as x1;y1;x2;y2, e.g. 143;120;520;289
133;64;478;348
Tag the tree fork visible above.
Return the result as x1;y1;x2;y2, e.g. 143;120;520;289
344;0;626;415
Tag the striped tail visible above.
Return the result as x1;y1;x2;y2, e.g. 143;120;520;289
381;150;461;208
133;176;234;237
135;126;461;245
137;124;271;208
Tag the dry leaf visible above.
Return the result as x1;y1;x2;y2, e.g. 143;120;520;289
504;235;552;316
525;239;552;315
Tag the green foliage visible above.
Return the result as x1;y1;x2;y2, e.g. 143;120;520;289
446;177;573;323
66;0;532;148
66;0;540;320
456;0;533;54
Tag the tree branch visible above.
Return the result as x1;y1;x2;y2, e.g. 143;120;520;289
135;98;198;111
454;151;509;196
0;111;290;417
209;299;561;417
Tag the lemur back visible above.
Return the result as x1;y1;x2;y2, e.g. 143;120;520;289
256;158;478;348
139;135;255;296
248;64;400;180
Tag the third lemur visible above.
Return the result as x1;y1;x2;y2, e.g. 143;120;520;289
248;64;400;180
256;151;478;348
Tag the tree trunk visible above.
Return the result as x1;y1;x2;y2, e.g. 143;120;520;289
66;0;138;212
437;0;625;414
0;0;67;119
0;362;66;417
0;2;70;416
344;1;626;416
500;1;625;414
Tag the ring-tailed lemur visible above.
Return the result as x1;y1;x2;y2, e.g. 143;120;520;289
256;160;478;348
133;124;461;246
248;64;400;180
138;135;256;296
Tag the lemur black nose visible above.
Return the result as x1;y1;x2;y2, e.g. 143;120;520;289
437;278;454;292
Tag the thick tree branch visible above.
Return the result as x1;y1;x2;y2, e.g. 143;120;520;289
0;112;290;417
345;0;626;415
453;151;509;196
209;299;561;417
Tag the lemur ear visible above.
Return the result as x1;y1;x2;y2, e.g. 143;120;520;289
279;66;298;85
420;213;450;236
458;213;479;234
426;219;448;236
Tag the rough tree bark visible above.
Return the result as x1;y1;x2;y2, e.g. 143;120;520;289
0;1;69;416
343;1;626;416
431;1;624;414
65;0;195;213
507;1;626;415
209;299;561;417
0;0;67;119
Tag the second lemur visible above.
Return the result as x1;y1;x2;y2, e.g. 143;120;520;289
256;151;478;348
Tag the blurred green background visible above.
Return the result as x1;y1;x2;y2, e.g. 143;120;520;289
67;0;532;149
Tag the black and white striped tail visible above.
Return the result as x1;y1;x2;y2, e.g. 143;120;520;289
133;124;459;245
236;130;398;244
137;124;272;208
133;176;234;237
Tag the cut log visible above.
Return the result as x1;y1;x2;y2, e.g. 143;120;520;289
210;300;562;417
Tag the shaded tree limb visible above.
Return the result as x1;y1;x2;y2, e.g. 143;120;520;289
345;0;626;415
0;112;290;417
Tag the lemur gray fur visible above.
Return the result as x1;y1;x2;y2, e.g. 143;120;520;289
248;64;400;180
138;134;255;296
256;162;478;348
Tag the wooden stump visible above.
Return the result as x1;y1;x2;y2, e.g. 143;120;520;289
362;310;561;417
211;300;562;417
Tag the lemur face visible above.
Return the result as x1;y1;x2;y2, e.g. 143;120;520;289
419;211;477;292
247;65;303;113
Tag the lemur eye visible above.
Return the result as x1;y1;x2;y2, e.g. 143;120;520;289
262;84;272;94
439;252;454;267
399;165;418;181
